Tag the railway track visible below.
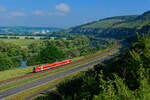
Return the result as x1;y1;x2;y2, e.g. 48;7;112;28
0;41;120;100
0;50;120;100
23;52;119;100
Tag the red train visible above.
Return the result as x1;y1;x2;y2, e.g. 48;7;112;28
33;59;72;72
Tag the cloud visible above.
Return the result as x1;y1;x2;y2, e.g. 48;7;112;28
9;12;26;17
56;3;70;13
0;6;7;12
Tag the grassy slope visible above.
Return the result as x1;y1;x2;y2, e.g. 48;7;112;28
68;11;150;33
0;67;33;82
114;11;150;29
73;15;136;29
82;19;123;29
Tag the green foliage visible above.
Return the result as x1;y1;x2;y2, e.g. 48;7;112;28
38;45;65;63
0;34;112;68
27;36;112;66
0;56;13;71
35;33;150;100
0;41;23;71
93;74;134;100
33;91;63;100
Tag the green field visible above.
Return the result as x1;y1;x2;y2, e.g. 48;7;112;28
0;66;33;82
0;39;42;46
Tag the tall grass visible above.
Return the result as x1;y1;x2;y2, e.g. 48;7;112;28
0;67;33;81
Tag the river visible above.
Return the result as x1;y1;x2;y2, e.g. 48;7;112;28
19;60;27;68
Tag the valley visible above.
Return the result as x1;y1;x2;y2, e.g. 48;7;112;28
0;1;150;99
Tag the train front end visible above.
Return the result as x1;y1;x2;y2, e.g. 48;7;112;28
33;66;41;72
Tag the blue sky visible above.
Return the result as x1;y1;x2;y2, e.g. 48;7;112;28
0;0;150;28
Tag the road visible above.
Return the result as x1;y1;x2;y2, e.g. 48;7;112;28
0;50;119;100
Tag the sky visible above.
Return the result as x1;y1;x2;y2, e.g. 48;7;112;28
0;0;150;28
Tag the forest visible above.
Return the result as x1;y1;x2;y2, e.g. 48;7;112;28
34;30;150;100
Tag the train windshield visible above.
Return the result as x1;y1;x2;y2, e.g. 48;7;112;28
33;67;36;71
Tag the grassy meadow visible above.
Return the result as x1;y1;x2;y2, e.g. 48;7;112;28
0;66;33;82
0;39;42;46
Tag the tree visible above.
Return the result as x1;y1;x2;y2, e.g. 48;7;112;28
38;45;65;63
0;53;13;71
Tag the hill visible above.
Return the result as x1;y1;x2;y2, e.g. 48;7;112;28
63;10;150;39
